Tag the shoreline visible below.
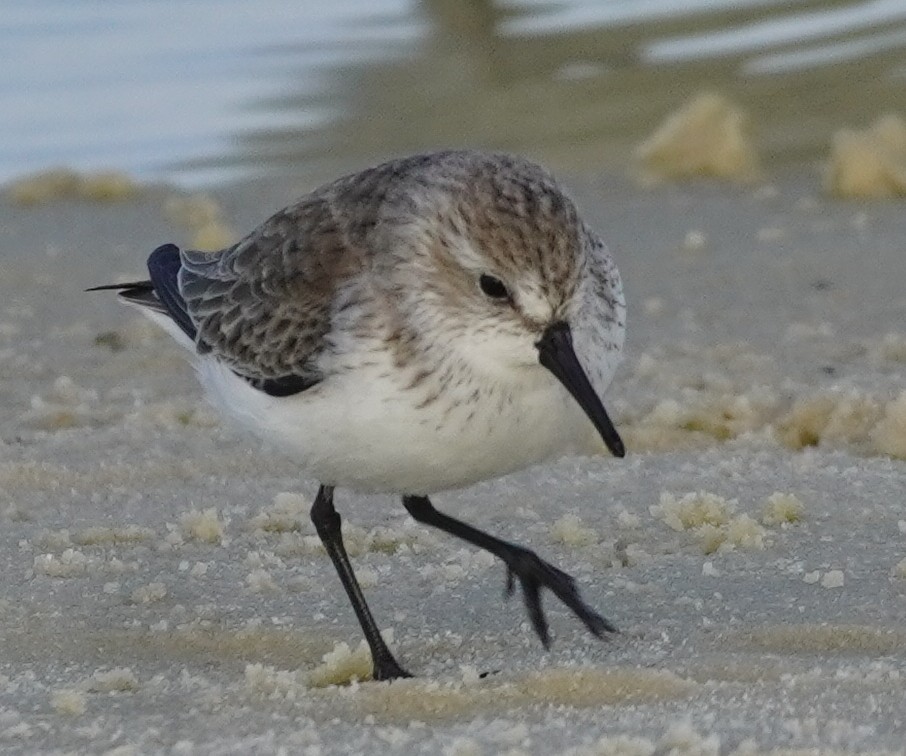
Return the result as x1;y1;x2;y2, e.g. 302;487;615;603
1;167;905;753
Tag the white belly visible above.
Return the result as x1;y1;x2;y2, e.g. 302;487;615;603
196;355;596;495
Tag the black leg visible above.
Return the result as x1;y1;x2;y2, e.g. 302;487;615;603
402;495;615;648
311;485;411;681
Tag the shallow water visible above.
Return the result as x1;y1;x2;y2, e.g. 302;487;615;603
3;0;906;186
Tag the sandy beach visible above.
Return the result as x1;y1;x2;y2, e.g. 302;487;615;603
1;167;905;754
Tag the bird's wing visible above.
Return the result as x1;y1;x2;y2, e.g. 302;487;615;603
176;190;367;395
95;155;435;395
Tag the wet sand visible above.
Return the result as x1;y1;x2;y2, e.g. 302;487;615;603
1;169;905;754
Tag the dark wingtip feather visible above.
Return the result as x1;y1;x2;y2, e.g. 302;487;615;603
86;282;147;292
86;280;159;310
146;244;197;341
87;244;197;342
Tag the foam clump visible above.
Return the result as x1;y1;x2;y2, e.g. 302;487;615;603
6;168;140;204
245;568;278;593
777;392;882;450
654;491;768;554
872;390;906;459
180;508;226;544
825;113;906;198
307;638;375;687
724;514;767;551
248;491;308;534
249;635;388;695
624;390;777;453
33;549;92;577
634;92;762;185
244;663;308;701
655;491;733;532
164;193;236;250
657;720;720;756
550;514;598;547
761;492;804;526
49;689;87;716
821;570;845;588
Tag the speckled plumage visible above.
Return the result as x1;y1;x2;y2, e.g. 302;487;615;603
158;151;625;493
178;151;621;392
98;150;627;676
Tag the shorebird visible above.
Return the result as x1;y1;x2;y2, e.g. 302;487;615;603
91;150;626;680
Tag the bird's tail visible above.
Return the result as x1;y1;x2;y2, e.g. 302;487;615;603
86;280;163;311
87;244;197;351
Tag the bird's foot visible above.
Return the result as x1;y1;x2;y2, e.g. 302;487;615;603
372;655;413;682
503;545;616;647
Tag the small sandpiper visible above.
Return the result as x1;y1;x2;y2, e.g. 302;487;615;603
91;150;626;680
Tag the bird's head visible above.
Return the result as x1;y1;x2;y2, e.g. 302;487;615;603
383;152;626;457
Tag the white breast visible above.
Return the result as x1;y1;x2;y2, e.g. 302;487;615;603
196;349;598;496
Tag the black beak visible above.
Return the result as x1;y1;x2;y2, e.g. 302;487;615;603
536;322;625;458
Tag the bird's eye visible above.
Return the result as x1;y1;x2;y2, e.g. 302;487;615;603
479;274;510;301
